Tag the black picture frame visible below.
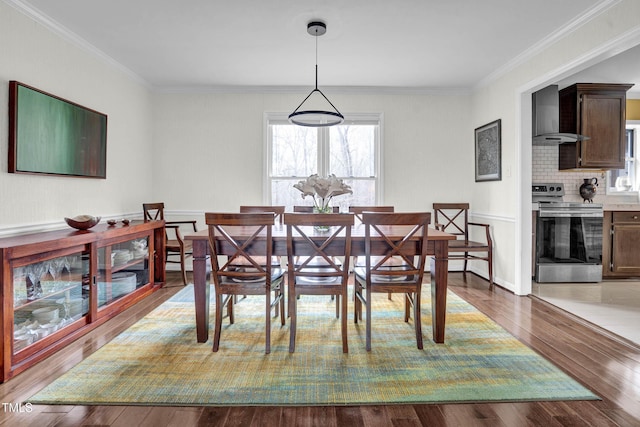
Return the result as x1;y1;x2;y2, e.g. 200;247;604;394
475;119;501;182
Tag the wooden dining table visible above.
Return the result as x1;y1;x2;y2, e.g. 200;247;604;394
185;223;456;344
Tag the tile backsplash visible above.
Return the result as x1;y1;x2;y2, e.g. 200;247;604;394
532;145;608;203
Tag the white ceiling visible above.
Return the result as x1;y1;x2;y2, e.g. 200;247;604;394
8;0;632;91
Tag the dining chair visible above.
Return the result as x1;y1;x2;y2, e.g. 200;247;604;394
349;206;397;302
293;205;340;213
239;205;285;224
143;202;198;286
293;204;342;314
236;206;285;301
284;212;354;353
205;212;286;354
354;212;431;351
432;203;494;289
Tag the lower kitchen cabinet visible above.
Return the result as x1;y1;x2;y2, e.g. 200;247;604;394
602;211;640;278
0;220;165;382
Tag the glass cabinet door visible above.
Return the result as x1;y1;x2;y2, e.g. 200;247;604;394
13;251;90;354
97;236;150;309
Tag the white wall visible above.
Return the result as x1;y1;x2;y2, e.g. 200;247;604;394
0;2;153;234
151;90;473;212
470;0;640;294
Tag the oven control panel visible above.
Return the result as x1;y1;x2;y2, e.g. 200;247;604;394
532;183;564;196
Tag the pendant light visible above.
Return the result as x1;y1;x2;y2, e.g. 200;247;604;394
289;21;344;127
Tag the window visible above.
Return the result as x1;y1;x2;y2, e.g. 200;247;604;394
607;126;638;193
266;113;382;211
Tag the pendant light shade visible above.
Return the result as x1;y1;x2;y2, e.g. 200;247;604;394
289;21;344;127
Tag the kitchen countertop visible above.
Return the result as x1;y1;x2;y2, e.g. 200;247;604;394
531;203;640;211
603;204;640;211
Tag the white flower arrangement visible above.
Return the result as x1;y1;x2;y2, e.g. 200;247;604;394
293;174;352;210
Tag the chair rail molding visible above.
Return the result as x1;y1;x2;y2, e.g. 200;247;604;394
0;213;140;238
470;211;515;223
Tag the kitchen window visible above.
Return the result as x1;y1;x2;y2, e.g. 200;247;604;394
607;126;638;193
265;113;382;210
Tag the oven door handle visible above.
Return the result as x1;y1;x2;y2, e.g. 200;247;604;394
538;210;603;218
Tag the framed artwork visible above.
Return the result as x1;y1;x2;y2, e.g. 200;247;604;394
8;81;107;178
475;119;501;182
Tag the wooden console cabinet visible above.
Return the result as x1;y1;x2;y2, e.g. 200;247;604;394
602;211;640;278
0;220;165;382
559;83;633;170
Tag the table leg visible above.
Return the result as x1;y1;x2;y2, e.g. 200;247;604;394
430;240;448;343
192;240;209;343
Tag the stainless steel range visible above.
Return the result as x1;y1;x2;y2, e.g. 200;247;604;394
533;183;603;283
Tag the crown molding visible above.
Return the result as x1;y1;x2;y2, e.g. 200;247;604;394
474;0;622;90
153;84;472;96
4;0;150;88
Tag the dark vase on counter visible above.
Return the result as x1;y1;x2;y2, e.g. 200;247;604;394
579;177;598;203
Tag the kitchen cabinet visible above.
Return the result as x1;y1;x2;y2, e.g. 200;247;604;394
0;220;165;382
602;211;640;278
558;83;633;170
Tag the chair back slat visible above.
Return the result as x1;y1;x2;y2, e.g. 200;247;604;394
205;213;275;285
284;213;354;274
143;202;165;222
240;205;285;224
349;206;394;223
361;212;431;282
432;203;470;240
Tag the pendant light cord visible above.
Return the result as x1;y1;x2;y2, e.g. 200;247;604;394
314;25;319;90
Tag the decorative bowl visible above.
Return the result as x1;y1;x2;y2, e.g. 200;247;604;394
65;215;101;230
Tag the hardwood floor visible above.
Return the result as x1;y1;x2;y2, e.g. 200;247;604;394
1;272;639;426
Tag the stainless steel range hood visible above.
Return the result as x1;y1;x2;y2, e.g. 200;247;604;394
532;84;588;145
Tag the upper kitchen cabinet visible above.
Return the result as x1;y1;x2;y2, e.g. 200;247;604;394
559;83;633;170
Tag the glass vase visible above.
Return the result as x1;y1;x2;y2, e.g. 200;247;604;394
313;206;332;232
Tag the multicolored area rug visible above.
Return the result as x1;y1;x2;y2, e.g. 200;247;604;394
29;285;598;406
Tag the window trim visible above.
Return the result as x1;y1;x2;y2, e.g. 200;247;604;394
606;123;639;195
264;112;384;206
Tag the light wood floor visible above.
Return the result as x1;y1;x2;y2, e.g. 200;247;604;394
532;280;640;345
1;272;639;426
